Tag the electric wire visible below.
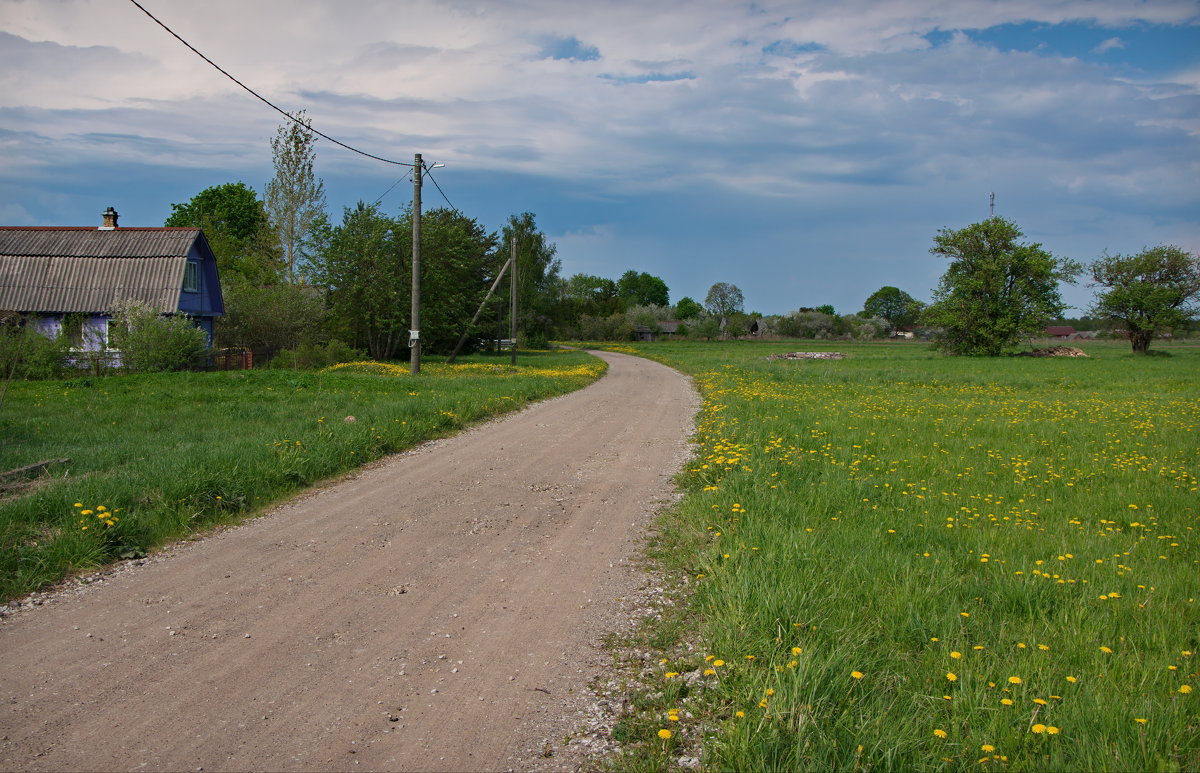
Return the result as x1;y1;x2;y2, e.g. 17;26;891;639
372;171;413;207
423;164;459;214
126;0;413;167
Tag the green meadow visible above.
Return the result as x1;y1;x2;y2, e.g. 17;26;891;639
609;340;1198;773
0;351;604;600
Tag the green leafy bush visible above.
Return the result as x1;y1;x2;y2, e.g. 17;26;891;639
108;299;210;373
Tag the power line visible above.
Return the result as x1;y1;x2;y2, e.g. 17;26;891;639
126;0;413;167
373;171;414;207
422;164;459;213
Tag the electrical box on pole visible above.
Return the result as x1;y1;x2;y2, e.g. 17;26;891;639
410;153;422;374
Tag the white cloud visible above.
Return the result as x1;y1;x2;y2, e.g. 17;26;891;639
0;0;1196;313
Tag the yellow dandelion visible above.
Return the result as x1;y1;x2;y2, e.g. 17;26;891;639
1100;646;1114;654
1180;685;1193;694
765;688;775;696
664;672;679;679
946;672;958;682
1031;724;1047;734
658;729;672;739
1065;676;1077;683
1134;718;1148;724
950;651;962;659
703;668;716;676
1008;676;1022;685
851;671;864;680
758;699;768;708
933;729;948;739
1046;726;1060;735
981;744;995;753
1000;698;1014;706
791;646;803;655
713;659;725;667
735;710;745;718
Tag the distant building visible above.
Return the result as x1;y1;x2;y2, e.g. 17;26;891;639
1045;326;1076;339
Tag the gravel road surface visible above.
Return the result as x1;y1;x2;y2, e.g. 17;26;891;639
0;350;697;772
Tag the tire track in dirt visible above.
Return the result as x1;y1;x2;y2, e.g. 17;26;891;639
0;350;697;772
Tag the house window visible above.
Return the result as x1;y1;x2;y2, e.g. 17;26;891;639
183;261;200;293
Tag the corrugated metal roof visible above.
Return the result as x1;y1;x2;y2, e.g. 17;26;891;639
0;228;198;313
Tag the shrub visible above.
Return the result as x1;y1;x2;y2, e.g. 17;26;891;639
1;321;71;381
268;339;364;370
108;298;210;373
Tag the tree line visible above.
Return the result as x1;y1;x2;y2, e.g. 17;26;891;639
169;113;1197;360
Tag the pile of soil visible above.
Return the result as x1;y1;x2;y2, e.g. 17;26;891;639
1019;346;1089;357
767;351;846;361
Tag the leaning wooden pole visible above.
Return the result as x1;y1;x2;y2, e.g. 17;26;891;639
446;257;513;364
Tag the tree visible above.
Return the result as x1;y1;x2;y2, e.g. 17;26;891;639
1089;245;1200;354
266;111;327;283
704;282;744;321
166;182;278;284
692;316;722;340
560;274;622;320
617;270;670;308
218;280;327;361
313;203;497;359
862;286;925;330
923;217;1081;356
503;212;561;348
675;296;703;320
316;202;404;360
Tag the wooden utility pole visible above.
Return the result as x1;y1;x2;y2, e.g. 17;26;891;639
410;153;422;374
509;234;517;366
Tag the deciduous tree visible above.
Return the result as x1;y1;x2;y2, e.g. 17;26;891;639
617;270;670;308
704;282;744;322
862;286;924;330
923;217;1080;356
165;182;278;284
1089;245;1200;353
266;112;327;283
503;212;561;348
675;296;703;320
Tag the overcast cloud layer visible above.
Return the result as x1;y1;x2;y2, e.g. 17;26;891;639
1;0;1197;314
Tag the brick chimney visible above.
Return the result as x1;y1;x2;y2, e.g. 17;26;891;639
100;207;119;230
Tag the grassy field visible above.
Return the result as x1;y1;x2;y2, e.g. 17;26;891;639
0;350;604;601
603;339;1197;772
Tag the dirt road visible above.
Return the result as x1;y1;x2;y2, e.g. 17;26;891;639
0;350;697;772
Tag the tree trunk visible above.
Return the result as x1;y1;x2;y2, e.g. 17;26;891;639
1131;330;1152;354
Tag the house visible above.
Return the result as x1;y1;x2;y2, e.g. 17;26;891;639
1045;325;1076;339
0;208;224;349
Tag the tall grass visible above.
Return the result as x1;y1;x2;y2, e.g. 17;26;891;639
0;350;604;600
610;340;1198;772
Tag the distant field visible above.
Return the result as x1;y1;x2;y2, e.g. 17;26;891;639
607;339;1198;773
0;351;605;601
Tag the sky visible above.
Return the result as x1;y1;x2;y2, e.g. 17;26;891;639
1;0;1197;316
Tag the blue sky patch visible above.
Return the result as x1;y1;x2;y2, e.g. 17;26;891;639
538;35;601;61
967;21;1200;77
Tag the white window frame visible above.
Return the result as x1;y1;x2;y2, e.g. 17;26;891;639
183;261;200;293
